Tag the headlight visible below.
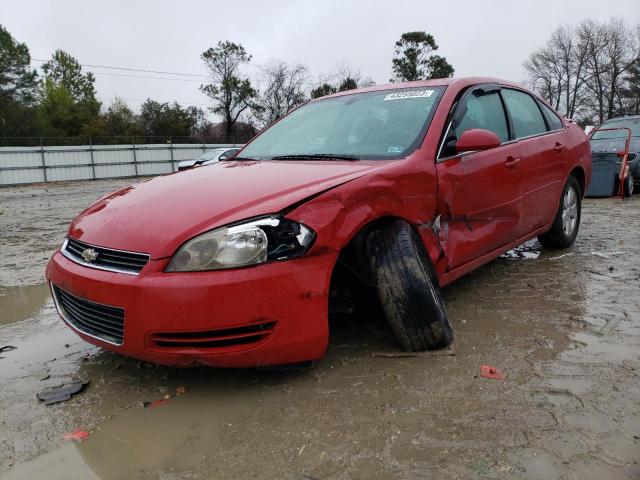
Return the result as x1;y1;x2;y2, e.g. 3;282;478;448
166;216;315;272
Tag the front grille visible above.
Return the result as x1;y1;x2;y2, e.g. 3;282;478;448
52;285;125;345
149;321;276;349
63;237;149;275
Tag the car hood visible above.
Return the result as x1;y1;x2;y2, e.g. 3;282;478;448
68;160;392;259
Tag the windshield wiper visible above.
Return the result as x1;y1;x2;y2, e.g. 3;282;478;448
270;154;360;161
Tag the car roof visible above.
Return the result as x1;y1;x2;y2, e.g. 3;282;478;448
318;77;525;100
601;115;640;123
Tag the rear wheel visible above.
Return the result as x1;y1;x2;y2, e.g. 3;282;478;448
538;175;582;249
624;174;634;197
366;220;453;351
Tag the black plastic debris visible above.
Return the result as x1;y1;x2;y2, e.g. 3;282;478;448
0;345;17;354
37;379;90;405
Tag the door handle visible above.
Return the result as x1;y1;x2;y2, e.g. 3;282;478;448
554;142;566;152
504;156;521;169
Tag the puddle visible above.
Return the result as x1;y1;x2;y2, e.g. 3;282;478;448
0;284;51;326
2;383;254;480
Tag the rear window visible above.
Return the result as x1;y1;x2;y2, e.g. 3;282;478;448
502;89;547;138
591;117;640;139
539;102;564;131
591;117;640;153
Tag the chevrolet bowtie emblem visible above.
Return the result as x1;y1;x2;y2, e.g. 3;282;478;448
81;248;98;263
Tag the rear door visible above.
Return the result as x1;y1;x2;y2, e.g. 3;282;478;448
501;89;566;233
436;84;525;269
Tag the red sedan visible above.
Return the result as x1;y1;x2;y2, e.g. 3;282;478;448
46;77;591;367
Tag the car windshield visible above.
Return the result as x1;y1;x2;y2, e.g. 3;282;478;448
591;117;640;153
195;151;222;162
240;87;445;160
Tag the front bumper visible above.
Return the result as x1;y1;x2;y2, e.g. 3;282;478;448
46;250;334;367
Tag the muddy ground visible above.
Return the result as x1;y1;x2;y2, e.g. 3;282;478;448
0;179;638;480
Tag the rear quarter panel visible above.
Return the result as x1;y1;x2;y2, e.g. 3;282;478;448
565;122;592;193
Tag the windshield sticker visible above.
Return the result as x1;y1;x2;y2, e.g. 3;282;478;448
387;146;404;154
384;89;434;101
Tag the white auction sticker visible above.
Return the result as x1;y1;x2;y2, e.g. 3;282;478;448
383;89;434;101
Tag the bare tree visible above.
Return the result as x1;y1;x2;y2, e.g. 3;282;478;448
525;18;640;124
524;25;589;119
254;59;309;127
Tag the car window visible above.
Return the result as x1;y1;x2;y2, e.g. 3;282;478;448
454;91;509;143
440;90;508;158
539;102;564;131
196;151;218;162
502;89;547;138
591;117;640;153
218;149;238;160
591;117;640;139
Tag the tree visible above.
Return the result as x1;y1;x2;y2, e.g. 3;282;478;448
254;59;308;126
391;31;454;82
335;62;360;92
38;50;100;136
37;79;96;137
338;77;357;92
524;24;589;119
310;83;337;99
138;99;206;140
41;50;98;107
0;24;39;137
525;18;639;124
200;41;257;141
0;25;38;105
620;61;640;115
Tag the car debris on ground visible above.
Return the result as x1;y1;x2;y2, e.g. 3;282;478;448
37;378;90;405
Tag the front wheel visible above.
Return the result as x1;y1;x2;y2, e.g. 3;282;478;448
366;220;453;351
538;176;582;249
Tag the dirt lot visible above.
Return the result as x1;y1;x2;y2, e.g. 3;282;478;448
0;179;638;480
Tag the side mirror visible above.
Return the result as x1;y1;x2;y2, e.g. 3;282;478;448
455;129;502;153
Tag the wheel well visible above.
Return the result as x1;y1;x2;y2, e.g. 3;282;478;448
570;167;586;196
327;216;405;318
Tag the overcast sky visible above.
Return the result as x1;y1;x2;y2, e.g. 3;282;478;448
3;0;639;120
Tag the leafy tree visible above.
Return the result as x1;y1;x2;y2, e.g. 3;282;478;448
0;25;38;104
82;97;143;140
104;97;141;136
41;50;98;106
391;31;454;81
38;50;100;136
138;99;207;140
310;83;337;99
37;79;96;137
0;24;39;137
200;41;256;141
338;77;358;92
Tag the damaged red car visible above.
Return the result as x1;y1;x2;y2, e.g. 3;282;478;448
46;77;591;367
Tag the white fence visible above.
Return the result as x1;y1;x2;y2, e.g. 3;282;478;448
0;143;241;186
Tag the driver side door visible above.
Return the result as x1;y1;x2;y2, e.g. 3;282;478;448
435;84;525;270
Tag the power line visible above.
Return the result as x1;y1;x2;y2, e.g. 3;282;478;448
84;71;204;82
31;58;210;79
